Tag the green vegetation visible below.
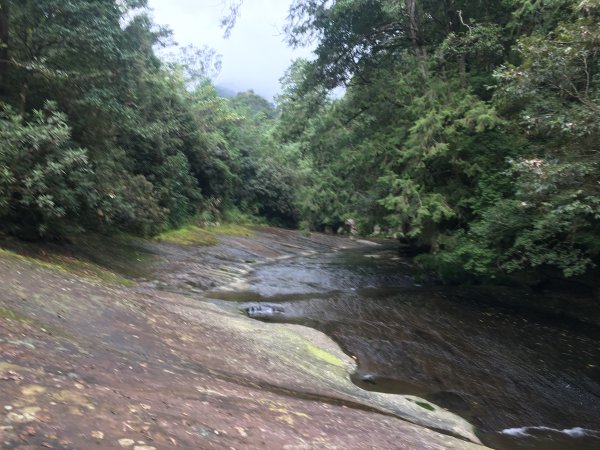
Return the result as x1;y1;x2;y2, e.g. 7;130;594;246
0;305;35;324
0;246;133;286
0;0;292;241
305;341;346;368
157;222;253;246
272;0;600;285
157;225;220;247
415;401;436;412
0;0;598;286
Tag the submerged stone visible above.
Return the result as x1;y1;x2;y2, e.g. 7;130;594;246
246;304;285;318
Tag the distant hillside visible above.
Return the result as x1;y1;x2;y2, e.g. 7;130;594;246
215;85;239;98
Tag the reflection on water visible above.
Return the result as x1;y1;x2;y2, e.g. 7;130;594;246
208;246;600;450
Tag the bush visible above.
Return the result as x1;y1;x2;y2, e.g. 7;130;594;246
0;102;95;239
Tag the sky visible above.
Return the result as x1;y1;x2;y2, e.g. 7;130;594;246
146;0;315;100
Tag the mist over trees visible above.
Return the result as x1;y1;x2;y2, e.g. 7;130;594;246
0;0;598;285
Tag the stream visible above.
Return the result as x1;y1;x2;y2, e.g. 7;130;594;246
207;243;600;450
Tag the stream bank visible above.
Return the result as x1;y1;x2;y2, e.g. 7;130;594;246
0;227;485;449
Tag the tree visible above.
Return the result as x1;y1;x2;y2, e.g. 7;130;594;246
0;0;249;237
0;0;8;93
461;0;600;278
227;90;299;225
0;102;94;239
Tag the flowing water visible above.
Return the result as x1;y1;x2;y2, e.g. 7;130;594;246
208;244;600;449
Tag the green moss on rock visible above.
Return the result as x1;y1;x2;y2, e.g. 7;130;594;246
305;342;345;368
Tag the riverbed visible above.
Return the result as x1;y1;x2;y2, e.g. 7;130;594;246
208;243;600;450
0;229;488;449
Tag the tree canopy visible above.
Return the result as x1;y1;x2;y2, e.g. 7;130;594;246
0;0;598;286
273;0;600;283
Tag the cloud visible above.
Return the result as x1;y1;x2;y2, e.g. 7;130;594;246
147;0;314;100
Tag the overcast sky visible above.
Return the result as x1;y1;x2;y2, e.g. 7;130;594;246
147;0;314;100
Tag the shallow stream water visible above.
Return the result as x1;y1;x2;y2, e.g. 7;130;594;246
208;244;600;449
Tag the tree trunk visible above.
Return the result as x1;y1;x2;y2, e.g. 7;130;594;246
404;0;427;77
404;0;426;58
0;0;8;92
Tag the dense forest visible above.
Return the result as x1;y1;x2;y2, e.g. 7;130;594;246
0;0;599;286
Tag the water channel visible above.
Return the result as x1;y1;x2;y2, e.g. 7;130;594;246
208;243;600;449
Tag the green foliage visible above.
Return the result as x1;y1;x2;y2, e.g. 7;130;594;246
157;224;219;247
106;174;166;237
1;0;598;286
295;168;349;229
226;90;300;226
378;176;456;239
0;102;94;238
481;1;600;277
280;0;600;283
438;23;505;72
505;0;575;35
157;221;254;247
0;0;280;240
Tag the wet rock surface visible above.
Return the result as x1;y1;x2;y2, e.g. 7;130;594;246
0;228;485;449
207;243;600;450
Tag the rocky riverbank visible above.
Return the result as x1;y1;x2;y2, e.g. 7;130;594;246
0;227;487;449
